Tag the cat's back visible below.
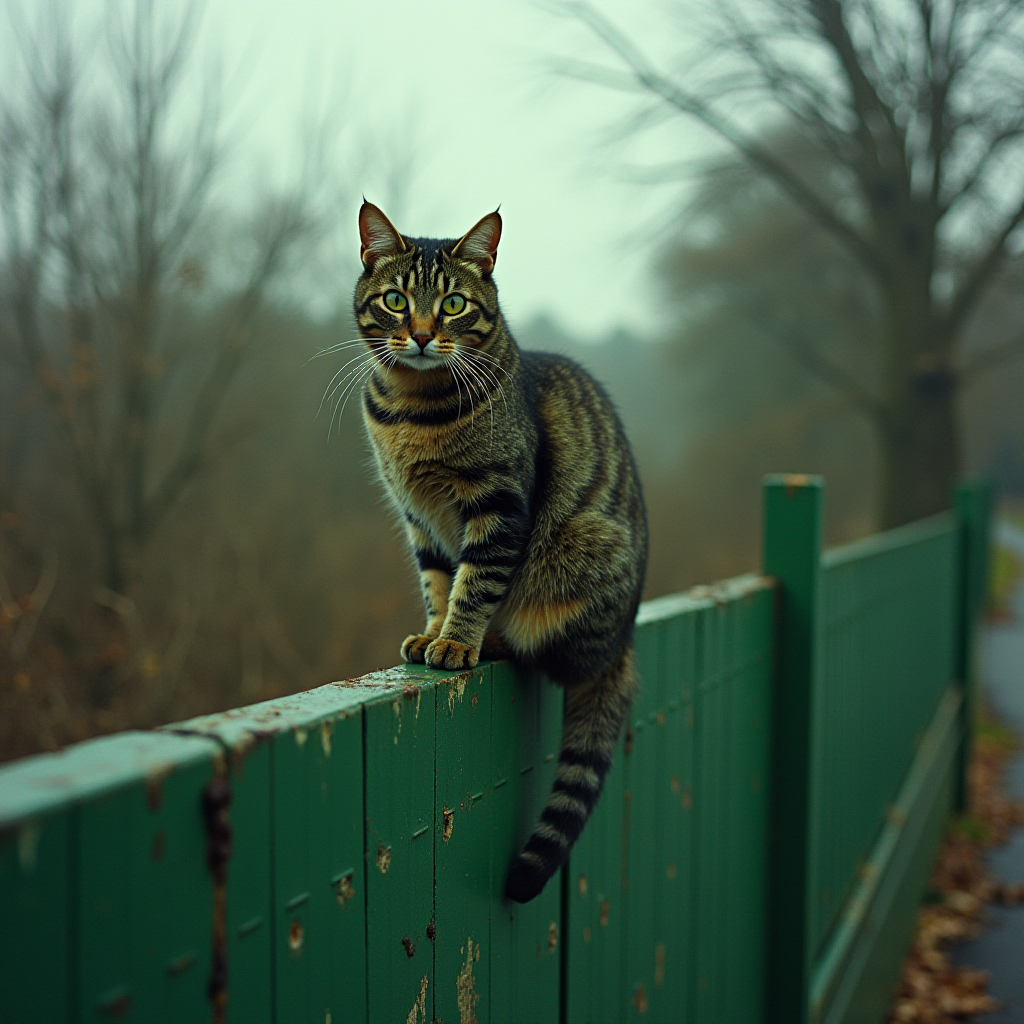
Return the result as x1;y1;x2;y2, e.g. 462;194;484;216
520;349;626;440
520;350;632;460
519;349;645;535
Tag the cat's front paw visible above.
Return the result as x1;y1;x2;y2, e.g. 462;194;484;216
401;634;433;664
424;638;479;670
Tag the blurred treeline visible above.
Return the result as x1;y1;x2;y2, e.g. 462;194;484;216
2;4;1023;762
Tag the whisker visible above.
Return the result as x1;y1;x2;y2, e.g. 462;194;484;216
452;351;483;425
455;354;493;443
460;347;512;378
305;338;377;363
327;352;379;425
339;352;390;423
454;352;497;444
449;354;466;422
459;349;510;421
329;356;379;440
316;349;380;419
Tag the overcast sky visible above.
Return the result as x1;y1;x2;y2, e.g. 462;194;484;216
1;0;733;337
198;0;724;337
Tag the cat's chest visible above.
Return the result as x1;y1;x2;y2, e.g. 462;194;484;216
377;449;465;551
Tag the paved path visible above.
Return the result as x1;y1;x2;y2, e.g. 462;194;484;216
951;520;1024;1022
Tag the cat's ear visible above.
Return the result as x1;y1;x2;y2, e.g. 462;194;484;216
452;210;502;276
359;201;407;268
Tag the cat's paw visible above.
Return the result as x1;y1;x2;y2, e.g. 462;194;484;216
424;638;479;670
401;634;433;663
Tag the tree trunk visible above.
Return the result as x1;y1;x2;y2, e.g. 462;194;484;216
873;245;960;529
878;379;959;529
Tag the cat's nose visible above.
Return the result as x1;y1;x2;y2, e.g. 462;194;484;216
412;331;433;351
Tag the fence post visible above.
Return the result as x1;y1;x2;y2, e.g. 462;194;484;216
954;479;993;812
762;474;823;1024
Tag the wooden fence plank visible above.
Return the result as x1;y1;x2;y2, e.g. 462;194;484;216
364;680;437;1024
0;810;71;1024
272;710;365;1024
657;611;698;1024
722;592;773;1023
624;619;663;1020
695;602;728;1023
566;719;627;1022
76;742;217;1023
223;741;272;1024
436;668;493;1024
763;475;825;1024
489;666;561;1024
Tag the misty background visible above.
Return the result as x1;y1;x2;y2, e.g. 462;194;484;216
1;0;1022;761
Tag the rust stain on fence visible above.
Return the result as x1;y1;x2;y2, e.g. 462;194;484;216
447;675;469;715
335;872;355;907
97;988;132;1017
633;984;649;1014
457;937;481;1024
145;765;171;811
201;774;232;1024
406;974;429;1024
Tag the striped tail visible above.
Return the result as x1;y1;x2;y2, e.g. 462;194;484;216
505;645;636;904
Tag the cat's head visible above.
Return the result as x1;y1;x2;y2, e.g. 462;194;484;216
353;202;502;372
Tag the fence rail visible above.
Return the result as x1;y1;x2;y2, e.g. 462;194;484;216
0;477;991;1024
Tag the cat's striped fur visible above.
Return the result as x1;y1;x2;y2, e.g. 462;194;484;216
352;202;648;903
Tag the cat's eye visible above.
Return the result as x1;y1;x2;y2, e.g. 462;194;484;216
441;293;467;316
383;290;408;313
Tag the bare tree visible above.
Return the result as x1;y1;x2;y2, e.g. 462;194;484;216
552;0;1024;526
0;0;315;596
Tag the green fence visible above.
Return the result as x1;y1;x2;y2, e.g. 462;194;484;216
0;477;990;1024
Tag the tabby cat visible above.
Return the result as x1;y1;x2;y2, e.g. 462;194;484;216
352;201;648;903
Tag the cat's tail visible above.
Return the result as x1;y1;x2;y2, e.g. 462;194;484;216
505;644;636;904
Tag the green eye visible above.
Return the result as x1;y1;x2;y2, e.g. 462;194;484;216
383;290;407;312
441;293;467;316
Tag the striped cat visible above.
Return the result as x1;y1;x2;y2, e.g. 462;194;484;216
352;201;648;903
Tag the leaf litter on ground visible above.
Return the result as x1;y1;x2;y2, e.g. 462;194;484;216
888;710;1024;1023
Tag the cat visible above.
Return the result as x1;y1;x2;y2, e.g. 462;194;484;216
352;201;648;903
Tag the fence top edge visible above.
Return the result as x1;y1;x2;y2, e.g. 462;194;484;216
821;511;956;571
161;665;475;748
636;572;774;625
0;575;773;828
0;729;220;831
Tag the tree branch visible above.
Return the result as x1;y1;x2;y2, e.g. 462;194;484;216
143;200;309;535
807;0;907;184
550;1;888;283
947;189;1024;334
